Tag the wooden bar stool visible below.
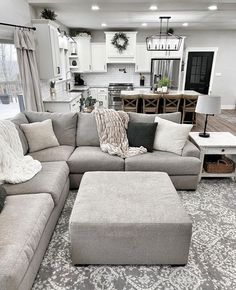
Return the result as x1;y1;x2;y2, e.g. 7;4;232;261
120;94;140;112
182;95;198;125
162;94;182;113
142;94;161;114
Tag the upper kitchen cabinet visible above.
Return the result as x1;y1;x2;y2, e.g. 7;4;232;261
32;19;61;80
75;35;92;72
105;32;137;63
91;43;107;72
135;43;152;73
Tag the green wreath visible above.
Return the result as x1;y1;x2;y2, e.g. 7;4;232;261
111;32;129;53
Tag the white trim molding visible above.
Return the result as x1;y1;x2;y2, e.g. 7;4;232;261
182;47;218;94
221;105;236;110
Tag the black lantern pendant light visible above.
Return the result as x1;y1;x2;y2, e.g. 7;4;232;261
146;16;182;51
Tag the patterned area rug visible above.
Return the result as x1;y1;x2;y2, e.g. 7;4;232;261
33;179;236;290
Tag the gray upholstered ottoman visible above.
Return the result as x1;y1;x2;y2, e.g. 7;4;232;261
69;171;192;265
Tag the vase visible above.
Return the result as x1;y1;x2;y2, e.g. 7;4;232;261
162;86;168;93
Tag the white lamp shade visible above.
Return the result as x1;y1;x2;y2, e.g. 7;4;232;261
195;95;221;115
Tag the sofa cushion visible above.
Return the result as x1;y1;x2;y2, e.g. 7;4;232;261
125;150;201;175
76;113;100;146
153;117;192;155
28;145;75;162
127;122;157;152
67;146;124;173
21;119;60;153
10;112;29;155
182;140;200;158
0;194;54;290
24;111;77;146
128;112;181;124
3;161;69;206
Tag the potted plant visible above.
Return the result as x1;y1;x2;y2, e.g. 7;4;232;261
159;77;171;93
41;8;57;21
84;96;96;113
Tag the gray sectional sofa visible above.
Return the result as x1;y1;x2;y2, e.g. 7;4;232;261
0;110;201;290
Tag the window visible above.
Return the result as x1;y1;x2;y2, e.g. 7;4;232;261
0;43;24;119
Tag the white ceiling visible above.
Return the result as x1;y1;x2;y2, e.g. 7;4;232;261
28;0;236;30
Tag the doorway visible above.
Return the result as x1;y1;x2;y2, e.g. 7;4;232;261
185;51;214;94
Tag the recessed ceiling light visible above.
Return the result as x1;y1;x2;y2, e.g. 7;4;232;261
142;22;147;27
182;22;189;27
101;23;107;27
149;5;158;10
208;5;218;11
91;5;100;10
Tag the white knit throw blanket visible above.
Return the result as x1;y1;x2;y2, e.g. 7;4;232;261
0;120;42;184
94;108;147;158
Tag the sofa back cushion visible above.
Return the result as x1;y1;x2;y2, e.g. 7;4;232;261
76;113;99;146
10;113;29;155
24;111;77;146
128;112;181;124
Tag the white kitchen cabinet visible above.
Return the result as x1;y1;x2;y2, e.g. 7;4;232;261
105;32;137;63
91;43;107;72
76;36;92;72
43;95;81;113
32;19;61;80
135;43;152;73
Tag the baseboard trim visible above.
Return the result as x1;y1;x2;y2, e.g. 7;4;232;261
221;105;235;110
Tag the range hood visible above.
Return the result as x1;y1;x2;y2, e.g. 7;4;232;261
105;31;137;63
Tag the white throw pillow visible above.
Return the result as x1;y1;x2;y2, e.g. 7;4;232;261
153;117;192;155
21;119;59;153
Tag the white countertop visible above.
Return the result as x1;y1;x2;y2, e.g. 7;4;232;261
121;89;199;95
70;86;90;91
43;91;82;103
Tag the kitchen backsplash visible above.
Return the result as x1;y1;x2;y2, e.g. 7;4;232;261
40;64;151;99
80;64;150;87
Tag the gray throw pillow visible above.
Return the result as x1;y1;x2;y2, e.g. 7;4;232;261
21;119;60;153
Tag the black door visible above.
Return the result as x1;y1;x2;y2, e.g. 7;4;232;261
185;52;214;94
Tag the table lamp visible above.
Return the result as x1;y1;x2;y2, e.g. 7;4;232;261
195;95;221;138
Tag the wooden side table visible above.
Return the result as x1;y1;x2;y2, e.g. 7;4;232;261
189;132;236;181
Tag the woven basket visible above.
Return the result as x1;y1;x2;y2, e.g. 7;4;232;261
204;156;235;173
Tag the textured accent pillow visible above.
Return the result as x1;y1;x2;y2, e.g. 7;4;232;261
153;117;192;155
21;119;59;153
127;122;158;152
0;186;7;213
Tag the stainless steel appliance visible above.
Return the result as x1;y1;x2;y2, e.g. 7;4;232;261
150;59;181;90
108;83;133;110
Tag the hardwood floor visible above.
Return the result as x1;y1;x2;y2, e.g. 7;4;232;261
192;109;236;135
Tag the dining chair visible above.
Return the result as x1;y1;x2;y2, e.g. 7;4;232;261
182;95;198;125
120;94;140;113
142;94;161;114
162;94;182;113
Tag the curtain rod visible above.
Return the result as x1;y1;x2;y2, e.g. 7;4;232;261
0;22;36;31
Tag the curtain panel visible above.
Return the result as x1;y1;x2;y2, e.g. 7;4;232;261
14;29;44;112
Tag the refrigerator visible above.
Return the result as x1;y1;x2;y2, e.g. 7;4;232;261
150;58;181;90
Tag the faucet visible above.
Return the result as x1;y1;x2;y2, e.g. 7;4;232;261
66;71;71;91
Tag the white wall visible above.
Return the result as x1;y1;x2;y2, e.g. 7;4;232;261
90;29;236;108
0;0;32;40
